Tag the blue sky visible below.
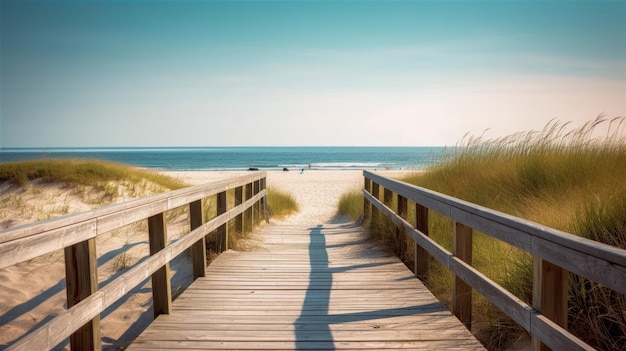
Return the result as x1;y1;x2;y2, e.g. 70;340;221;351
1;0;625;147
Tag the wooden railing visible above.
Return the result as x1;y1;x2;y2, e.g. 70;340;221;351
363;170;626;351
0;172;268;351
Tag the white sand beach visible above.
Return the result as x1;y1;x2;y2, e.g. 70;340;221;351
0;169;414;350
164;169;412;223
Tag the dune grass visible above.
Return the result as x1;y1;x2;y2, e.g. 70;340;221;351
343;116;626;349
337;190;363;221
266;187;299;219
0;159;190;226
0;158;188;190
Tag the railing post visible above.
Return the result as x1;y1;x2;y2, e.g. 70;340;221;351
254;179;263;224
260;177;269;223
235;186;244;233
253;180;260;224
189;200;205;279
397;194;408;260
363;177;371;222
148;213;172;318
371;182;380;221
453;221;472;329
64;239;101;351
414;203;429;280
383;188;393;207
216;191;228;252
244;182;253;232
532;258;569;351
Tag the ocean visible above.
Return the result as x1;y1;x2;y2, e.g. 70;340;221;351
0;147;446;171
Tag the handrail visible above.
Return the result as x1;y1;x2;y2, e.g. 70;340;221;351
363;170;626;351
1;172;268;350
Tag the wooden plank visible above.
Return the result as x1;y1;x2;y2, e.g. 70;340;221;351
414;203;429;280
129;339;486;350
148;213;172;318
383;188;393;207
363;177;371;221
64;238;101;351
532;235;626;295
189;200;205;279
6;291;105;351
453;222;472;329
365;191;452;268
6;187;267;351
216;191;228;252
244;183;253;232
128;221;485;351
396;194;408;258
234;186;243;233
253;180;260;224
0;219;97;270
363;171;626;271
532;258;568;351
0;171;267;253
363;172;600;350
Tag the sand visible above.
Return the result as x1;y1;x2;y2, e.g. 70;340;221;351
0;169;413;350
165;169;411;223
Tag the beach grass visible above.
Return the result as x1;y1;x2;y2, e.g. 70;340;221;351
337;190;363;220
350;116;626;350
0;158;188;190
266;186;299;219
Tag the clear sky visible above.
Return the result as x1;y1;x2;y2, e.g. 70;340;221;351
1;0;625;147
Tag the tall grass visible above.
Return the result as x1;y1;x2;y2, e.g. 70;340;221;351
0;158;188;190
359;116;626;349
266;187;299;219
337;190;363;221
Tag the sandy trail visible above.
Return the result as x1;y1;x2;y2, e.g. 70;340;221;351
164;170;411;225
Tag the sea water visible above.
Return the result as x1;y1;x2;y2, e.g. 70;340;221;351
0;146;446;171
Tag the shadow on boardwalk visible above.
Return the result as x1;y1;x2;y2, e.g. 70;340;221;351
295;222;448;350
127;218;485;350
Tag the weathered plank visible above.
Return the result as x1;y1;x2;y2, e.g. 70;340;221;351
128;221;485;350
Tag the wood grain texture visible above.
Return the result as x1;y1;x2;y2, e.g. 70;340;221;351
4;181;268;351
128;221;485;350
0;172;268;270
363;172;598;351
189;200;206;279
148;213;172;318
64;238;101;351
453;222;473;329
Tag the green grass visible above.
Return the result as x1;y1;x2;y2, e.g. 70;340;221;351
266;187;299;219
0;159;189;224
0;158;188;190
347;116;626;350
337;190;363;221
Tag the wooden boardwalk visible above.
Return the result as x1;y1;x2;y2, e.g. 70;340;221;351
128;220;485;350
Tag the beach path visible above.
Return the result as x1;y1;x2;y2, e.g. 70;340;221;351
127;218;484;350
127;170;484;350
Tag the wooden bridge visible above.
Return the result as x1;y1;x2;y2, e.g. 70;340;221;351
1;171;625;350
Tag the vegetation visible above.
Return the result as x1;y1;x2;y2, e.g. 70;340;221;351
0;158;188;190
352;116;626;350
337;190;363;220
266;187;299;219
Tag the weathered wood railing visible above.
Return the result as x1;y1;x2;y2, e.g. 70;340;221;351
363;170;626;351
0;172;267;351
